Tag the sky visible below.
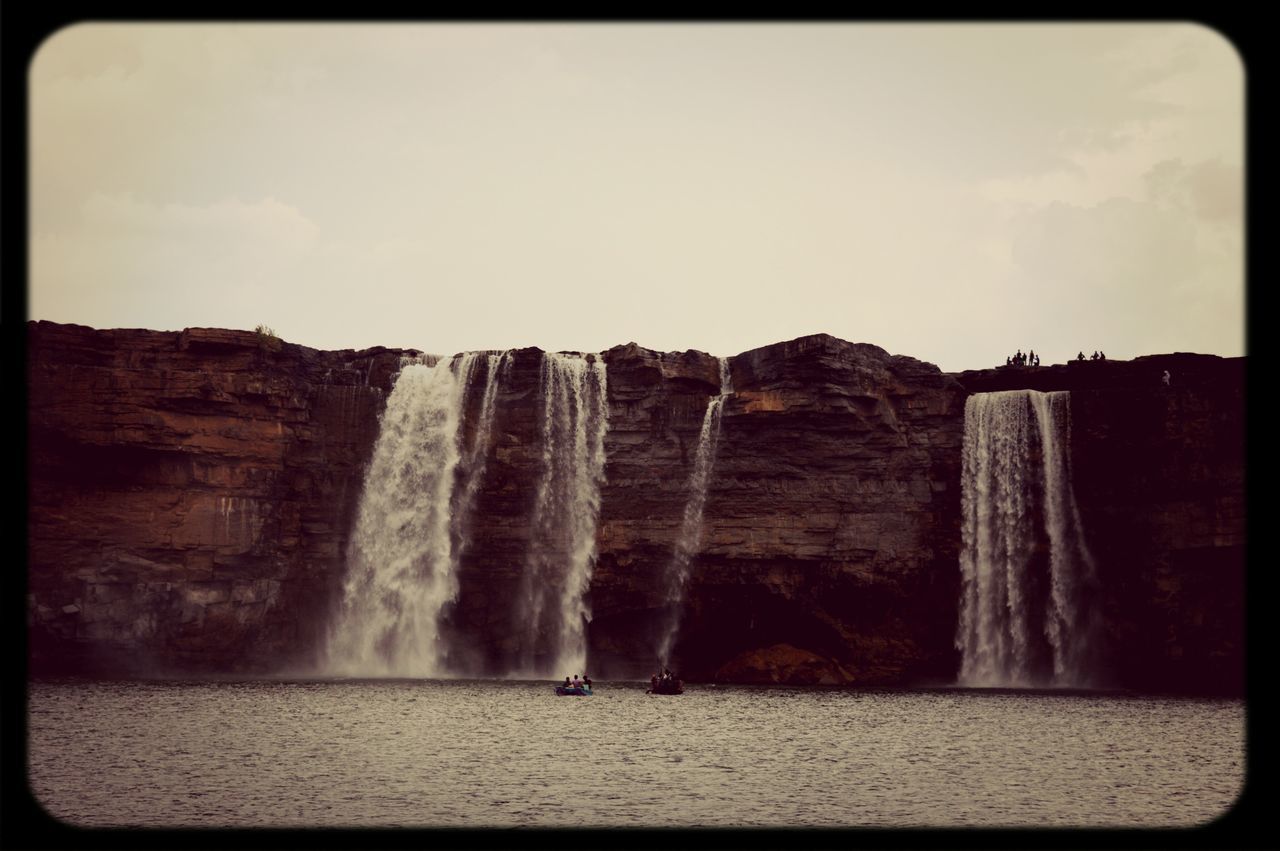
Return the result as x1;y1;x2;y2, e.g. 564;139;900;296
28;23;1244;371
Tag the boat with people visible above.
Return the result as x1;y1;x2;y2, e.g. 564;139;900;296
554;685;593;696
554;675;593;696
647;668;683;695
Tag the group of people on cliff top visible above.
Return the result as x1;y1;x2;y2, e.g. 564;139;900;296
562;674;592;690
1005;349;1110;367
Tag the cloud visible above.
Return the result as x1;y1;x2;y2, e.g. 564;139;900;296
78;194;318;245
1144;158;1243;224
27;23;1244;368
1001;158;1242;361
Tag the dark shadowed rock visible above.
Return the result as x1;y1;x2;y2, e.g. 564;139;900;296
714;644;856;686
953;355;1245;695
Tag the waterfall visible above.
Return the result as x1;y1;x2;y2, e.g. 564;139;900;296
1029;392;1104;684
956;390;1102;688
656;357;733;666
452;352;510;560
516;352;609;677
324;352;505;677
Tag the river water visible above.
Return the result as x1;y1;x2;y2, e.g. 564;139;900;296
26;678;1243;829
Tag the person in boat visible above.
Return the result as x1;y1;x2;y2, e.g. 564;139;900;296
582;675;592;689
564;677;572;689
572;675;583;689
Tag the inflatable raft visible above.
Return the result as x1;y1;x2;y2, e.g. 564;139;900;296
554;686;593;696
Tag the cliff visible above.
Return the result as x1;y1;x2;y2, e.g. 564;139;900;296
591;335;966;686
25;322;1245;694
26;322;418;675
954;357;1246;695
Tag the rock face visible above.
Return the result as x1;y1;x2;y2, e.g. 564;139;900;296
26;322;419;675
436;336;965;687
26;322;1245;695
588;336;966;686
954;357;1246;695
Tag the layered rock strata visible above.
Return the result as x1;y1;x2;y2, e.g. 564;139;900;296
588;336;966;685
26;322;418;675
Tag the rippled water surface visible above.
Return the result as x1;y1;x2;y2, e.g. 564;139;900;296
27;679;1244;828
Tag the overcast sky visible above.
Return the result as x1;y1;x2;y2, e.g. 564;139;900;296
28;23;1243;370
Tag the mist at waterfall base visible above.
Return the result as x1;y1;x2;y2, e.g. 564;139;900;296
28;678;1242;828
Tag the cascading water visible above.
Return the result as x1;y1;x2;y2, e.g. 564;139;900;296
955;390;1103;688
656;357;733;666
451;352;510;561
324;352;506;677
516;352;609;677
